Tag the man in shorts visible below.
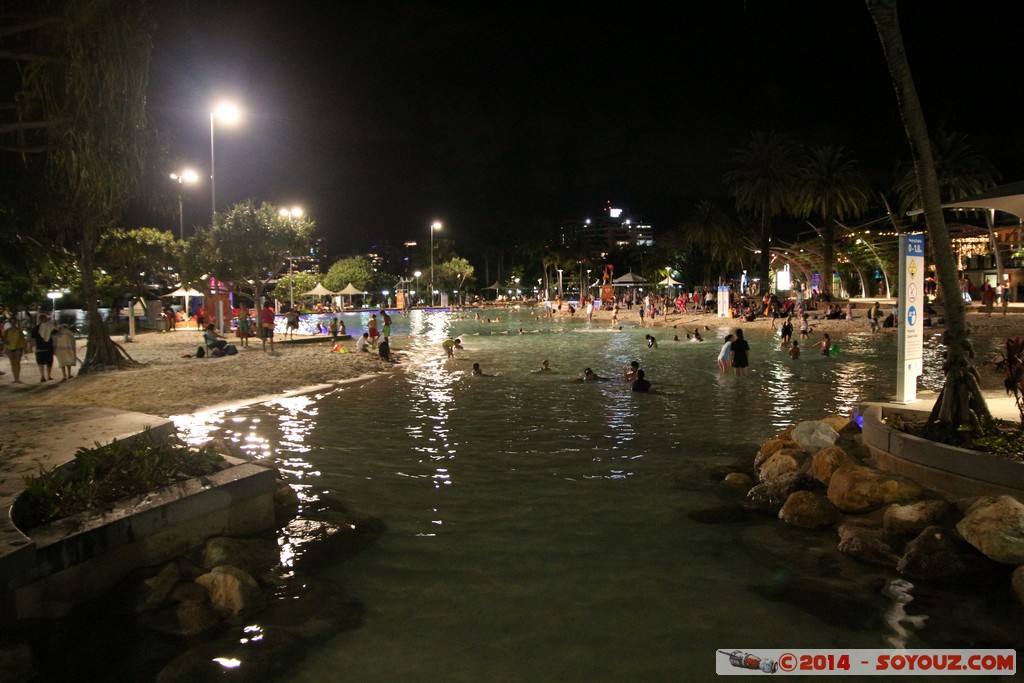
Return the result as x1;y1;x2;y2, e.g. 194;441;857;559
261;303;276;352
285;309;300;339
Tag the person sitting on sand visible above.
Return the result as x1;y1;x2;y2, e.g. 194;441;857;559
378;336;392;362
203;324;228;352
356;332;371;352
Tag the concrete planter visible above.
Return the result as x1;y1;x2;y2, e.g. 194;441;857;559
2;453;277;621
860;403;1024;499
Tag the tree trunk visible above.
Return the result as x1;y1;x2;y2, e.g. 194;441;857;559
821;220;834;297
79;225;137;373
759;213;771;295
867;0;990;433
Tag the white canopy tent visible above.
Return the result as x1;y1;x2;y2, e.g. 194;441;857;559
167;286;203;323
302;283;337;296
612;271;647;286
657;275;683;287
336;282;363;308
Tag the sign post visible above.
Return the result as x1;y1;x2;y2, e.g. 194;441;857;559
896;234;925;403
717;285;731;317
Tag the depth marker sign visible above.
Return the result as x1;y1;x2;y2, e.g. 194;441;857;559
896;234;925;403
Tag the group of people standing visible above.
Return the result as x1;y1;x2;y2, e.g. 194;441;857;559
2;312;78;383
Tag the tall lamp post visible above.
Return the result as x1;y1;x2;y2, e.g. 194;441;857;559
280;207;303;309
169;169;199;240
413;271;421;307
209;102;240;225
430;221;442;307
557;268;564;301
47;291;62;320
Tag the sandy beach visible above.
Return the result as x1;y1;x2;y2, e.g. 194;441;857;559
1;303;1020;419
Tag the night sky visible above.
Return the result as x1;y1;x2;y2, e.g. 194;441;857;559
139;1;1024;259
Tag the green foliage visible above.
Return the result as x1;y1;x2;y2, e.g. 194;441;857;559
186;200;315;308
97;226;182;303
274;270;318;306
15;435;226;530
322;256;374;292
436;256;475;293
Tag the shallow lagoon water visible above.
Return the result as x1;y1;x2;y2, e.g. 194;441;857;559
174;310;1020;681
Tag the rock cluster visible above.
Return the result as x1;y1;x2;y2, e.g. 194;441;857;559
707;416;1024;606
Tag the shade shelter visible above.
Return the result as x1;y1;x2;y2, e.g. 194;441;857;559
657;275;683;287
336;282;363;308
612;271;647;286
943;180;1024;219
302;283;337;297
167;286;203;322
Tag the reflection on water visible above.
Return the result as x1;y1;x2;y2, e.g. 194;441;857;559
170;311;1018;682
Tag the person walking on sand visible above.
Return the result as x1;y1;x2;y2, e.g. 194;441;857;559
799;312;810;340
285;308;300;339
30;313;55;382
53;323;77;381
261;302;276;352
238;307;251;347
368;314;379;348
730;328;750;376
3;317;26;383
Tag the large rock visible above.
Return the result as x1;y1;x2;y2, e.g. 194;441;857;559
1013;566;1024;607
722;472;754;489
883;500;951;537
809;445;853;485
837;522;900;568
748;472;823;510
144;599;222;637
0;643;35;683
779;490;841;530
897;525;1001;583
135;562;182;613
195;565;265;618
200;536;280;584
826;466;924;513
759;448;804;482
755;438;790;468
819;415;852;434
956;496;1024;565
791;420;839;452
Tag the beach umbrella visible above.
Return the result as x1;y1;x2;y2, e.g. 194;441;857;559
167;286;203;321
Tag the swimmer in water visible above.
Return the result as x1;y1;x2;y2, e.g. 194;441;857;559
533;359;553;373
574;367;609;382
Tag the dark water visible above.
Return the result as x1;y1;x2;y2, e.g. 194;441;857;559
148;311;1020;681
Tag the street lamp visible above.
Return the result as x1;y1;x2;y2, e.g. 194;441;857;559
430;221;442;307
169;169;199;240
279;207;303;309
557;269;564;301
47;291;62;319
413;271;421;307
210;102;240;225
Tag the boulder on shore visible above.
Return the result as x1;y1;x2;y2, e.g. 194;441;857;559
826;466;924;513
956;496;1024;565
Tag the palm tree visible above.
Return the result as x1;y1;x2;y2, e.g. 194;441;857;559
867;0;990;434
893;128;1004;282
793;144;872;298
679;200;753;285
725;131;801;295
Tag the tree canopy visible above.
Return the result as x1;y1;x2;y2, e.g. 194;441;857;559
186;200;315;309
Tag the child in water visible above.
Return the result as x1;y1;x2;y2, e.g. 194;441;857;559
819;333;832;356
789;340;800;360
